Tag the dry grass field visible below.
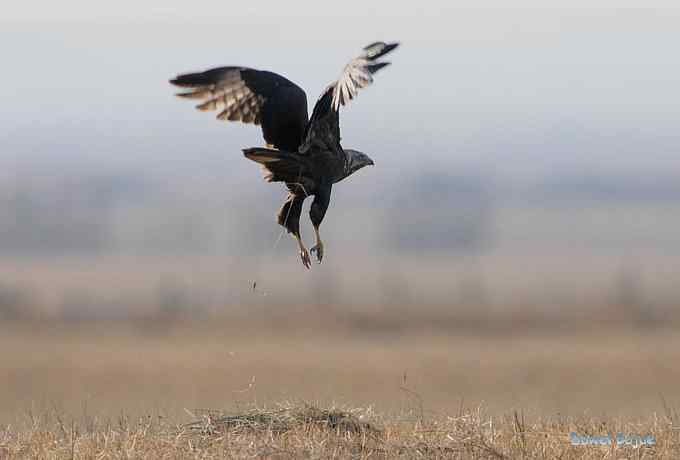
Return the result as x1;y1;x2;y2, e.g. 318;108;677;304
1;401;677;459
1;318;679;458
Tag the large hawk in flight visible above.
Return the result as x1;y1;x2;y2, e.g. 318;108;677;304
170;42;399;269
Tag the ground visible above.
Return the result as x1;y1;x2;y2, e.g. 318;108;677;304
1;319;678;458
0;401;675;458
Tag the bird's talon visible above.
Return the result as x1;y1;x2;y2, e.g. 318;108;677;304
300;248;312;269
310;244;324;263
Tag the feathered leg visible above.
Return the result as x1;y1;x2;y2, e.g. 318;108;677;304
278;193;311;269
309;185;331;264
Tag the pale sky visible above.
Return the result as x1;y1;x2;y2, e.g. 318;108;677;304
2;4;680;179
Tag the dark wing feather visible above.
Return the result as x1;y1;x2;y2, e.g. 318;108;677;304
300;42;399;155
170;67;308;151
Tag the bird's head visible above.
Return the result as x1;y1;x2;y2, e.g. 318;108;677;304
344;149;375;176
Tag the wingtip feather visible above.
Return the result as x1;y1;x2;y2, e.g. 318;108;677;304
169;76;191;87
363;41;400;60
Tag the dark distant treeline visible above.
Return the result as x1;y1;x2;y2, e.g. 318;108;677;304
1;166;678;255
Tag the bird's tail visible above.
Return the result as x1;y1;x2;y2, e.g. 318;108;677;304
243;147;305;183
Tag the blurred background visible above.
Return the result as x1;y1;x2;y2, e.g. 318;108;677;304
1;4;679;422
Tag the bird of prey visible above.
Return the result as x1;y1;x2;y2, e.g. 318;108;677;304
170;42;399;269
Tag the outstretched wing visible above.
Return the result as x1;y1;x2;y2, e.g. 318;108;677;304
170;67;309;152
300;42;399;155
331;41;400;112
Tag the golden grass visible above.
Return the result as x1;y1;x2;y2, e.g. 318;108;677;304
3;320;680;420
1;402;677;459
2;320;679;458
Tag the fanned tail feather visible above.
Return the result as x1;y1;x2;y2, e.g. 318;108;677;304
243;147;304;183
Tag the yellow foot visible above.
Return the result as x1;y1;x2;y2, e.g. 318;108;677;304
299;247;311;269
310;242;324;264
293;232;312;270
311;226;324;264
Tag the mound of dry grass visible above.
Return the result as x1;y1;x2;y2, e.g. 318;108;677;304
1;402;678;459
184;403;380;436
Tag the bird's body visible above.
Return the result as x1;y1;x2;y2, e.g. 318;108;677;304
170;42;398;268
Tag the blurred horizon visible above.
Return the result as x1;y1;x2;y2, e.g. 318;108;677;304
2;5;680;319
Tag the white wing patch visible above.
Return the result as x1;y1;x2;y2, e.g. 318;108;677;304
330;42;398;111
